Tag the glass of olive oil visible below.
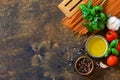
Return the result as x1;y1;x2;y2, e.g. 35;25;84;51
85;35;108;58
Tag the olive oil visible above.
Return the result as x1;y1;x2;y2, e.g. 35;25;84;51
86;36;108;57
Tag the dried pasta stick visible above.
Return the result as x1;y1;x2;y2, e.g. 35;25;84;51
69;10;82;24
71;15;83;29
104;1;120;14
72;20;85;32
79;27;88;35
114;10;120;16
116;11;120;17
62;11;83;29
103;0;115;8
93;0;102;5
104;0;120;16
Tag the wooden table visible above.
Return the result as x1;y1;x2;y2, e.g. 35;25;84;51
0;0;120;80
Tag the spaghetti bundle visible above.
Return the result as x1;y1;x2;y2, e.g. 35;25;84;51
62;0;120;36
104;0;120;16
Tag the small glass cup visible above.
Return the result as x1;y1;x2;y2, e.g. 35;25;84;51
85;35;108;58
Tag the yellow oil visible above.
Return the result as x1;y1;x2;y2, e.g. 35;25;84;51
87;36;107;57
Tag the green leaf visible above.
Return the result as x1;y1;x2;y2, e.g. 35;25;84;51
112;48;119;56
83;10;90;19
79;4;87;11
93;17;98;22
90;21;99;30
98;21;105;30
90;8;96;16
88;0;92;8
87;26;94;32
82;22;93;32
100;12;106;21
94;5;103;11
104;47;111;57
109;39;119;48
84;14;94;21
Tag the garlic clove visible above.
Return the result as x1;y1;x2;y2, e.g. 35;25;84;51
99;62;109;69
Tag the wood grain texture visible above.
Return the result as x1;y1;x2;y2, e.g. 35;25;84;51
0;0;120;80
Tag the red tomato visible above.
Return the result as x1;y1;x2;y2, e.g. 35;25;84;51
105;30;118;42
107;55;118;66
117;41;120;52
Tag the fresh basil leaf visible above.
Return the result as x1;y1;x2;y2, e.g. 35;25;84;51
90;21;99;30
88;0;92;8
98;21;105;29
100;12;106;21
79;4;87;11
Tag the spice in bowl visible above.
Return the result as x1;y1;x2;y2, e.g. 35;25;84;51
75;55;94;75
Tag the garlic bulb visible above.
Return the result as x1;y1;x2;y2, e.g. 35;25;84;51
107;16;120;31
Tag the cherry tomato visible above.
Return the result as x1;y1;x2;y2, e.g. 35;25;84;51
107;55;118;66
105;30;118;42
117;41;120;52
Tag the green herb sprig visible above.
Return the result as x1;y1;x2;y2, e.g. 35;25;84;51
80;0;108;32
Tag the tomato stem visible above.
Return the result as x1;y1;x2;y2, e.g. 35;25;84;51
108;31;111;35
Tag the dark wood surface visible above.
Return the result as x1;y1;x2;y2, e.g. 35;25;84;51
0;0;120;80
